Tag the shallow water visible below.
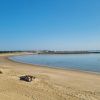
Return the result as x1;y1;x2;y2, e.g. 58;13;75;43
10;54;100;72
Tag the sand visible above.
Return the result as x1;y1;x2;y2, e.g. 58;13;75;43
0;53;100;100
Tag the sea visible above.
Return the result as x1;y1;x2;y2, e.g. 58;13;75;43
9;54;100;73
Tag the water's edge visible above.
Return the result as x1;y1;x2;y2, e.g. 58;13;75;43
8;55;100;75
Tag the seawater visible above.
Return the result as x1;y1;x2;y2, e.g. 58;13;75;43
9;54;100;73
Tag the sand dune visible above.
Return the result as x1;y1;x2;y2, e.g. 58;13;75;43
0;54;100;100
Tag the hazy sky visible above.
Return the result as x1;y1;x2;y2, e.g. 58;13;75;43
0;0;100;51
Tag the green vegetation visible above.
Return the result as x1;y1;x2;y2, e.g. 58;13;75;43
0;50;100;54
0;51;23;54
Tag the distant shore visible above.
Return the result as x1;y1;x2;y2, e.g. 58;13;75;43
0;50;100;55
0;53;100;100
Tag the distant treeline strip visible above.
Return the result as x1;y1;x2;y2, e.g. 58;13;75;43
0;51;23;53
38;50;100;54
0;50;100;54
38;51;90;54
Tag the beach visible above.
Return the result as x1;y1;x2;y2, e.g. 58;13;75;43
0;53;100;100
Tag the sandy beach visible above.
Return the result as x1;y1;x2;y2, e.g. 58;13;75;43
0;53;100;100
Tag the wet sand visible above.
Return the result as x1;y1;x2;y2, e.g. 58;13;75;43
0;53;100;100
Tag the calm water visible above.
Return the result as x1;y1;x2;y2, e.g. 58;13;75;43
10;54;100;72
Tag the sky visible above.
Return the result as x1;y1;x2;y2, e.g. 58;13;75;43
0;0;100;51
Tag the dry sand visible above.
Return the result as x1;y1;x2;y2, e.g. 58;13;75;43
0;53;100;100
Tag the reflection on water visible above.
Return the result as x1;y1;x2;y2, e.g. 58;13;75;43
10;54;100;72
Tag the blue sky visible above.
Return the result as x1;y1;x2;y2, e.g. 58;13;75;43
0;0;100;51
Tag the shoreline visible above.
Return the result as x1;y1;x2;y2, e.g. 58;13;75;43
0;53;100;100
8;54;100;76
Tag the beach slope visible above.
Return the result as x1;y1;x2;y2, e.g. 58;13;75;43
0;54;100;100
